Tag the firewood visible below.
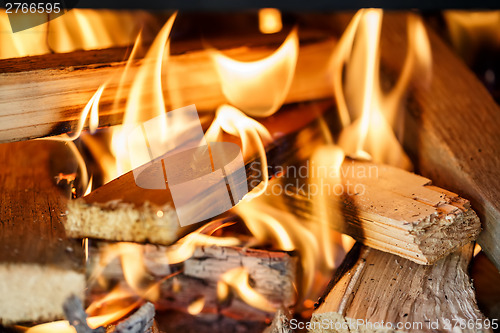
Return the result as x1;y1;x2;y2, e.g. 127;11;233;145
64;295;105;333
374;13;500;270
0;141;85;324
264;307;294;333
107;302;155;333
64;101;332;245
88;243;297;322
0;34;335;143
310;243;491;333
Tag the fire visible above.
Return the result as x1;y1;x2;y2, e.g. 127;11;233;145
205;104;273;199
333;10;432;170
0;9;150;59
259;8;283;34
220;267;277;313
211;28;299;117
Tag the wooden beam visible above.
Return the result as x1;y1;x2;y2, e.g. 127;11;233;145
378;14;500;270
0;140;85;324
0;35;335;143
310;243;491;333
250;159;481;265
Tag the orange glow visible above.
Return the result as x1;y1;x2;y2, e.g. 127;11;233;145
221;267;276;313
0;9;150;59
211;28;298;117
165;221;240;264
187;296;206;315
205;104;273;199
259;8;283;34
111;13;177;176
332;10;432;170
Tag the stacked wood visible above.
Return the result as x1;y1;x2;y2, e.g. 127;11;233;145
88;243;297;322
310;243;491;333
0;33;335;143
283;159;481;265
0;141;85;324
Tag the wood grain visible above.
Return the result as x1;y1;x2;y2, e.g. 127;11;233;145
311;243;490;333
375;13;500;271
0;35;335;143
0;140;85;324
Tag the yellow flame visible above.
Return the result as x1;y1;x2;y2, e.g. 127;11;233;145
444;11;500;64
165;221;240;264
259;8;283;34
205;104;273;199
110;14;181;177
187;296;206;315
332;10;432;170
221;267;276;313
211;28;298;117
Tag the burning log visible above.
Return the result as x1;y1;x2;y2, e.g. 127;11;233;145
266;159;481;265
310;243;491;333
64;101;331;245
0;35;334;143
107;302;155;333
0;141;85;324
88;243;297;322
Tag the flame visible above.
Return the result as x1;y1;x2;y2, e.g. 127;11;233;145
221;267;276;313
0;9;151;59
444;11;500;64
187;296;206;315
259;9;283;34
205;104;273;199
26;287;141;333
165;220;240;264
211;28;298;117
332;10;432;170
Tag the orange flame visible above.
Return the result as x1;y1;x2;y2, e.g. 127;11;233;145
211;28;298;117
332;10;432;170
221;267;277;313
259;8;283;34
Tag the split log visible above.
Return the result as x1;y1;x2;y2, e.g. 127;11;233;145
0;141;85;324
376;13;500;270
310;243;491;333
88;243;297;322
280;159;480;265
0;34;335;143
64;101;333;245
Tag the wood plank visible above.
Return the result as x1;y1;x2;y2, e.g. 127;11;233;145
377;13;500;270
0;140;85;324
310;243;491;333
470;252;500;322
280;159;481;265
0;36;335;143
